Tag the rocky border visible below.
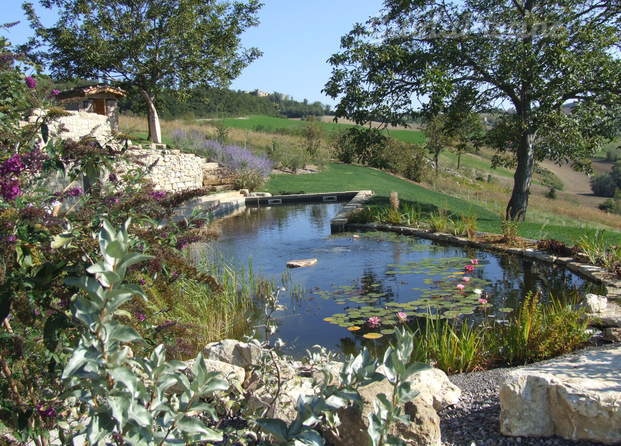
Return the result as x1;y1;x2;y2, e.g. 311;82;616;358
344;222;621;300
329;190;375;233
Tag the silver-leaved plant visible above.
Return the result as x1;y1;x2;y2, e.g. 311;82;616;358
61;219;229;445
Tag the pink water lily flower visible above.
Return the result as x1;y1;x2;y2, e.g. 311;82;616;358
367;316;381;328
396;312;408;323
470;259;479;265
479;298;488;305
464;264;475;273
456;284;465;290
462;276;471;282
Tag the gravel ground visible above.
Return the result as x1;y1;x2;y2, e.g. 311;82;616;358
439;347;613;446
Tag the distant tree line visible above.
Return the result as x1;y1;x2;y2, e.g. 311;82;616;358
118;87;332;120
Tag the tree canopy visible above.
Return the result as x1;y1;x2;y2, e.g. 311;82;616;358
24;0;263;143
325;0;621;220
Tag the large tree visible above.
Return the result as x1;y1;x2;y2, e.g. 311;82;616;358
24;0;262;143
325;0;621;220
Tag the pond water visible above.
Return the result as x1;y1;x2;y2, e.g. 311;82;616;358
204;202;602;357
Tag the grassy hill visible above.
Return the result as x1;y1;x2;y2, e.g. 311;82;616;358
215;115;427;145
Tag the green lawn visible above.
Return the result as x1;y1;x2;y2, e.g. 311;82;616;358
265;163;621;245
216;115;427;144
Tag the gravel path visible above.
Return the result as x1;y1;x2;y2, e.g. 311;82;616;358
439;350;611;446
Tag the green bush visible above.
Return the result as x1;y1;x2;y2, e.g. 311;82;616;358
489;292;589;366
591;173;617;197
233;167;266;191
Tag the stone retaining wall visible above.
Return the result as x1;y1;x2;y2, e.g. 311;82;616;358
123;148;208;193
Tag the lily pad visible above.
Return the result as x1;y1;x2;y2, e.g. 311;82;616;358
362;332;383;339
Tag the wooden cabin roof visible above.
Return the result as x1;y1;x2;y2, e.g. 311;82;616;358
56;85;126;102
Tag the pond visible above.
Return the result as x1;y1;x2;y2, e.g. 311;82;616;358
203;202;602;358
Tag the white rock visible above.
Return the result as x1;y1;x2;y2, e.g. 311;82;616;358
584;293;607;313
286;258;318;268
405;367;461;410
499;345;621;444
203;339;262;369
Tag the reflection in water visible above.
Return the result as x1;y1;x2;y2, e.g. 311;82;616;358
204;203;603;358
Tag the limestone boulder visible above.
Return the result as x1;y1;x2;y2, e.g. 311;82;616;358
312;362;460;410
286;258;318;268
584;293;607;313
500;345;621;444
169;358;244;394
203;339;262;369
202;359;245;387
323;379;441;446
404;367;461;410
588;301;621;328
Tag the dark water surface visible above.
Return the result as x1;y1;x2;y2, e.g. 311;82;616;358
206;203;601;357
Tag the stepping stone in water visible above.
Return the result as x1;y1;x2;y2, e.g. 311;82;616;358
286;258;318;268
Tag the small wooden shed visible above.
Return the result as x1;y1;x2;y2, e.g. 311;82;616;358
56;85;126;130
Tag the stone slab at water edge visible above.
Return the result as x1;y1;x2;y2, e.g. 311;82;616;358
499;344;621;444
286;258;318;268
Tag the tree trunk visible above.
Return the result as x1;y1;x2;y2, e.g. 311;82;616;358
141;89;162;144
434;150;439;176
506;131;535;221
457;151;461;170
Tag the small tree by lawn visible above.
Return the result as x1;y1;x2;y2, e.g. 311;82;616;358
24;0;263;143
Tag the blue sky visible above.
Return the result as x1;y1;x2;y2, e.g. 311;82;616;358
2;0;384;105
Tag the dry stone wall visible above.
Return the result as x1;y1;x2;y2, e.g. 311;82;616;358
124;148;208;192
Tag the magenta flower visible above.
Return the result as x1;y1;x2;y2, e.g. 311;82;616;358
149;190;167;200
5;234;16;243
66;187;83;197
456;283;465;290
134;312;146;322
470;259;479;265
0;154;25;175
1;179;21;201
396;312;408;323
36;404;56;418
367;316;381;328
479;298;488;305
464;264;475;273
25;76;37;89
51;89;61;96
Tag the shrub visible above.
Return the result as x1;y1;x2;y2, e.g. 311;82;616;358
347;207;376;224
419;319;484;374
301;118;323;159
401;203;422;226
279;149;308;173
590;173;617;197
233;168;267;191
501;216;520;245
489;292;589;366
203;140;272;176
605;148;621;162
429;209;451;233
546;186;557;199
576;230;608;264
